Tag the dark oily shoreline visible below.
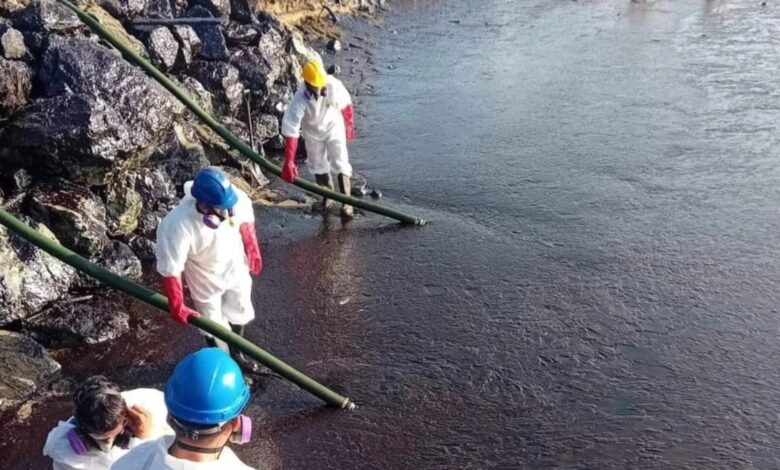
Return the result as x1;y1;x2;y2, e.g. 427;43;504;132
0;4;392;468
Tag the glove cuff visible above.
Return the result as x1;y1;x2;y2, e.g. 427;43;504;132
283;137;299;165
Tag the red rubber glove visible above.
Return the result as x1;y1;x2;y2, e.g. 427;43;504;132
239;223;262;275
161;276;199;325
282;137;299;183
342;105;355;141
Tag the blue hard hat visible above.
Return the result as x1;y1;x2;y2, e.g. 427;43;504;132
165;348;250;425
191;168;238;209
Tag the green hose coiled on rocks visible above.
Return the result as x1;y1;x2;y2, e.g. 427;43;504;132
0;208;355;409
57;0;426;226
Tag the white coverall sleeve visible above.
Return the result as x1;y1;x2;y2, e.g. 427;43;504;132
232;188;255;225
121;389;173;440
155;218;191;278
330;77;353;110
281;93;307;138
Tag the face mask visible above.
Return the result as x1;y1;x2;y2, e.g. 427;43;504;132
67;426;131;455
230;415;252;445
67;428;89;456
305;87;328;100
94;440;113;453
203;208;235;229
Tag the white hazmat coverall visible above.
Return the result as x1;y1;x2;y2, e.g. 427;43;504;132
110;435;255;470
282;75;353;177
43;388;172;470
156;182;256;332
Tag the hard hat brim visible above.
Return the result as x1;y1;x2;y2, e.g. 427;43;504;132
304;75;327;89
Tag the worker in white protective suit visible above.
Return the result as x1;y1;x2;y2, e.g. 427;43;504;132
156;167;263;374
111;348;256;470
43;376;172;470
281;60;357;218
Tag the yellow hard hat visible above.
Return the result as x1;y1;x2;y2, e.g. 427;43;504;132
302;60;327;88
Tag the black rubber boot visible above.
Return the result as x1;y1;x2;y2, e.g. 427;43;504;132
337;174;354;218
229;323;261;375
314;173;334;213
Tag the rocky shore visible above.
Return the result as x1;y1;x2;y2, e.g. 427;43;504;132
0;0;387;417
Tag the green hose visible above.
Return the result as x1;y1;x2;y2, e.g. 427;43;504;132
0;208;354;409
57;0;426;226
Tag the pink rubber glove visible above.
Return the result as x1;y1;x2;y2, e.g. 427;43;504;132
342;105;355;141
282;137;299;183
161;276;199;325
239;223;262;275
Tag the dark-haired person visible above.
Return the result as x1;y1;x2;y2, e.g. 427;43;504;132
43;376;171;470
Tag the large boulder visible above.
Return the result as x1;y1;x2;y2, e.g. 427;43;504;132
240;19;305;117
126;123;205;248
11;0;81;31
224;22;259;47
190;0;230;17
36;35;178;109
195;24;228;61
11;0;84;55
0;58;32;119
223;114;279;151
172;25;201;67
28;180;110;258
0;218;76;327
0;330;60;411
99;241;142;281
255;113;280;143
0;94;129;183
144;26;178;71
186;61;243;116
135;167;176;205
257;81;294;118
75;240;142;289
0;36;183;185
0;0;29;16
99;0;174;18
229;0;255;23
170;0;188;17
258;21;287;60
187;5;229;61
149;123;211;191
127;234;156;261
133;165;176;238
23;295;131;348
229;46;282;97
0;25;28;60
104;174;142;237
143;0;173;18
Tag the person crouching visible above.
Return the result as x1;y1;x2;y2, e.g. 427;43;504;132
43;376;170;470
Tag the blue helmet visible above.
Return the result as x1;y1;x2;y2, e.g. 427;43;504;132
191;168;238;210
165;348;250;425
